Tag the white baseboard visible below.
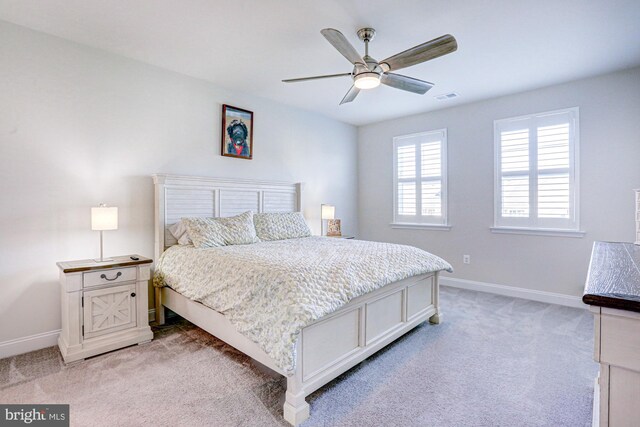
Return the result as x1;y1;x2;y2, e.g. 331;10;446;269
1;310;158;359
441;277;585;309
0;329;61;359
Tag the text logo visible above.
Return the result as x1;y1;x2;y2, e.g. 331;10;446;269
1;405;69;426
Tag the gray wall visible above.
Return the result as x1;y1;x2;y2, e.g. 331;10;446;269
0;22;358;343
358;67;640;297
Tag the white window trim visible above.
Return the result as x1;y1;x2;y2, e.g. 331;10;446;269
490;226;585;238
493;107;583;234
392;129;449;228
390;223;452;231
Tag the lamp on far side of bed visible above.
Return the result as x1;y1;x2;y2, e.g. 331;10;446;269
91;203;118;262
321;204;335;236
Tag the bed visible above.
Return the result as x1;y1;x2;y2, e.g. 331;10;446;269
152;174;451;426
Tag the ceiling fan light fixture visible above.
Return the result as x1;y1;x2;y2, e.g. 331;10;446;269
353;72;381;90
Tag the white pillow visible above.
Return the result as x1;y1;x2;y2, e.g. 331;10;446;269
253;212;312;241
168;221;193;245
182;211;259;248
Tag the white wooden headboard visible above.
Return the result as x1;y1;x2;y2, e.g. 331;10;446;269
153;174;303;262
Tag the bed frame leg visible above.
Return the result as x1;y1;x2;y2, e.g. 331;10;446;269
283;388;310;426
283;340;309;426
429;272;442;324
155;287;166;325
429;312;442;324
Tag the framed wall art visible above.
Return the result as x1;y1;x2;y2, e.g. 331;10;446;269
221;104;253;159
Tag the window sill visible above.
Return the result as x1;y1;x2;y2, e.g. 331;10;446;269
490;227;585;238
390;223;451;231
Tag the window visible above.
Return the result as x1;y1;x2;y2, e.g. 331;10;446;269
392;129;448;228
494;107;580;233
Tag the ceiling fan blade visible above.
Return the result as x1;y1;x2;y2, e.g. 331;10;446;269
321;28;366;66
282;73;351;83
339;85;360;105
380;34;457;72
381;73;434;94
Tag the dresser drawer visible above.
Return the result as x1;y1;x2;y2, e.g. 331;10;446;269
600;310;640;372
83;267;136;288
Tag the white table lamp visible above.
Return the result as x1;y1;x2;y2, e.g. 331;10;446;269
321;204;335;236
91;203;118;262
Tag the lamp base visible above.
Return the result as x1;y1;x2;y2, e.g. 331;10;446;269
93;258;115;263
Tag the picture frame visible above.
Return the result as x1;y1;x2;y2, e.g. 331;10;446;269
327;219;342;237
221;104;253;160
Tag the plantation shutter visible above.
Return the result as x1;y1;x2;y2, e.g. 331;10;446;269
500;127;530;218
393;130;447;225
495;108;578;230
537;123;571;219
421;141;442;216
397;145;417;216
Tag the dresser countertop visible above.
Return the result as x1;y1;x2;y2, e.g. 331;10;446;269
583;241;640;313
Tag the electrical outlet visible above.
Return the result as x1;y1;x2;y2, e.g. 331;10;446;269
463;254;471;264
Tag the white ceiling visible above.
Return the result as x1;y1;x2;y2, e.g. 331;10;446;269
1;0;639;126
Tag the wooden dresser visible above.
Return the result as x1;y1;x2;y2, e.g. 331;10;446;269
583;241;640;427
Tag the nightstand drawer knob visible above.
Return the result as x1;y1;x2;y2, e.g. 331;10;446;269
100;272;122;281
130;292;136;297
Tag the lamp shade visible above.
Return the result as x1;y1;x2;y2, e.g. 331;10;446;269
91;205;118;231
321;204;335;220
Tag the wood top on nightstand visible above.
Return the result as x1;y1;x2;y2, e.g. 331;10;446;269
56;255;152;273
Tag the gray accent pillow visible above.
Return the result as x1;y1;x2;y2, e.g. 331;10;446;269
182;211;259;248
254;212;312;241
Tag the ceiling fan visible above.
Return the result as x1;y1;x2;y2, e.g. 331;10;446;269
282;28;458;105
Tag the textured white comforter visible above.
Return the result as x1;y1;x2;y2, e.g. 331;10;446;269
154;237;452;374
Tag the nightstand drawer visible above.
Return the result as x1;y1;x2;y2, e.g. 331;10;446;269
83;267;136;288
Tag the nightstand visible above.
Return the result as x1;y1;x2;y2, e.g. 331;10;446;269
56;255;154;363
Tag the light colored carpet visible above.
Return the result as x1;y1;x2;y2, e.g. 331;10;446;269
0;287;598;426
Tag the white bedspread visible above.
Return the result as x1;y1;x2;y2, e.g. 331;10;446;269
154;237;452;374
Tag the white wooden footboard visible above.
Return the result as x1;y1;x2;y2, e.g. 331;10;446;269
283;271;440;425
156;271;441;426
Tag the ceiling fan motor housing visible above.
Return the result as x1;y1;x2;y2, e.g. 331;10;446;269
353;28;383;89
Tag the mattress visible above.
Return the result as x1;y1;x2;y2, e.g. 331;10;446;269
154;236;452;374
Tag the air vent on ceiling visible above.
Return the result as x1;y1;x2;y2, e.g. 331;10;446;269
434;92;459;101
